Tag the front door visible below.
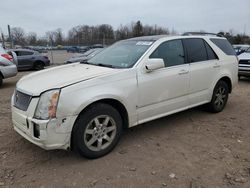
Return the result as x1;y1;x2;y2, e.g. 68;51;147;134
137;39;190;124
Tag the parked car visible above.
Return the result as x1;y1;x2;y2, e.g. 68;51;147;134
0;46;17;87
67;46;90;53
90;44;104;49
67;46;79;53
65;48;104;64
238;47;250;79
233;44;250;55
11;49;50;70
12;34;238;158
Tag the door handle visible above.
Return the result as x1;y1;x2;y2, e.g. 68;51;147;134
213;64;220;68
178;69;189;75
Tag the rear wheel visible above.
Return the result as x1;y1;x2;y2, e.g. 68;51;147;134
34;62;44;70
72;103;123;159
207;80;229;113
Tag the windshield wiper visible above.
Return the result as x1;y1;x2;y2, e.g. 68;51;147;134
80;61;117;68
96;63;116;68
80;60;91;64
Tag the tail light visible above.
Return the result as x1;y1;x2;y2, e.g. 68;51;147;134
1;54;13;61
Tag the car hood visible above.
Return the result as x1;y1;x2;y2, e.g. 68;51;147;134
238;52;250;60
17;63;119;96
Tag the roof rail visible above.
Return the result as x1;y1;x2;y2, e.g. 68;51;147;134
182;32;223;37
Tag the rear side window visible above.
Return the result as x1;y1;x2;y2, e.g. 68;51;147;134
183;38;207;63
210;38;236;55
204;42;218;60
19;51;34;56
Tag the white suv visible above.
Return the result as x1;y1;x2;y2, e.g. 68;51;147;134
12;33;238;158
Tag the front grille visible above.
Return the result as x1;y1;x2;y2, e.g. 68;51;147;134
239;60;250;65
14;90;32;111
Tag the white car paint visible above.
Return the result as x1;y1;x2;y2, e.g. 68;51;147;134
0;46;17;84
238;49;250;76
11;35;238;150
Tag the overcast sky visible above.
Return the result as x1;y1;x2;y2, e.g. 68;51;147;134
1;0;250;37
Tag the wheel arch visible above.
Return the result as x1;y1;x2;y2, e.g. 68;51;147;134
75;98;129;129
34;60;45;65
0;71;4;79
70;98;129;149
218;76;232;93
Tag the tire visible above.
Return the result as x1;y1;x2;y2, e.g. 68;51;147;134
0;76;2;87
207;80;229;113
72;103;123;159
34;62;44;71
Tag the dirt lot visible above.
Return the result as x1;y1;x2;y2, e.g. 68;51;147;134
0;65;250;187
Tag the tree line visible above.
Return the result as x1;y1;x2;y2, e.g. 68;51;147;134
1;20;250;47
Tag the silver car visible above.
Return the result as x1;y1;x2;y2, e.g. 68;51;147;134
0;45;17;87
65;48;104;64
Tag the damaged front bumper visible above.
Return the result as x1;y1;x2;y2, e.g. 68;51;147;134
11;96;77;150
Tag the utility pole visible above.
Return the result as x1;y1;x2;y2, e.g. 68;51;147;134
8;25;14;48
103;34;105;46
1;32;5;48
0;27;5;48
50;39;54;64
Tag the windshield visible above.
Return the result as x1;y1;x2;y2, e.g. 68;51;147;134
83;49;96;56
87;40;153;68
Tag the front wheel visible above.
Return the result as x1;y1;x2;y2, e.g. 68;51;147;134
207;80;229;113
34;62;44;70
72;103;123;159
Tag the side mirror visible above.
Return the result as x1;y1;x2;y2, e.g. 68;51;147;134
145;58;165;72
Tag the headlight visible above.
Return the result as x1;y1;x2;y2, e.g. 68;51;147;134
34;89;60;120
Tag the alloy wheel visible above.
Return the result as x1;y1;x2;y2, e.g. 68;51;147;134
83;115;117;151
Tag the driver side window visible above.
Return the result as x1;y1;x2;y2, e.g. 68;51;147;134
150;40;185;67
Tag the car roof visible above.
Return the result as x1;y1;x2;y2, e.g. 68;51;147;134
125;35;169;41
124;34;225;42
11;48;36;52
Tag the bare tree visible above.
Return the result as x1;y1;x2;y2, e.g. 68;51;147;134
11;27;26;45
132;21;143;37
26;32;37;45
46;31;56;46
54;28;63;45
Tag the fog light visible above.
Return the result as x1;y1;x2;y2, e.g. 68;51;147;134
33;123;40;138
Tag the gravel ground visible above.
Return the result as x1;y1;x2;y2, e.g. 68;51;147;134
0;62;250;187
45;50;74;65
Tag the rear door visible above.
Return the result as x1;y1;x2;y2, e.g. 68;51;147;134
183;38;220;106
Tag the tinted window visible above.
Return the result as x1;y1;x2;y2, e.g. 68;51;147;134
19;51;34;56
210;38;236;55
34;51;40;55
150;40;185;67
204;41;218;60
184;39;207;63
